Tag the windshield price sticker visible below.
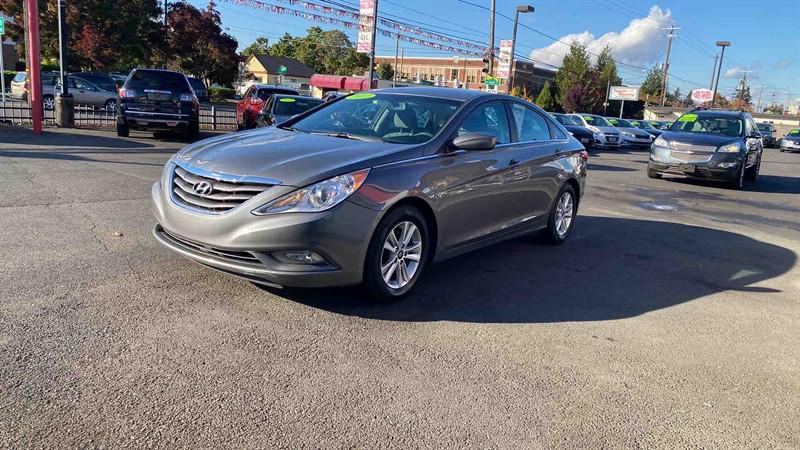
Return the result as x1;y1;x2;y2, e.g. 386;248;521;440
678;114;698;122
346;93;376;100
279;98;296;103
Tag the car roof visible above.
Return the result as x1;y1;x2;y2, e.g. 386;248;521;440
685;109;748;118
371;86;491;101
253;84;298;90
273;94;321;100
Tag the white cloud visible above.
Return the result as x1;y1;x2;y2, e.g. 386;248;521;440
775;59;794;69
529;6;672;68
724;67;744;78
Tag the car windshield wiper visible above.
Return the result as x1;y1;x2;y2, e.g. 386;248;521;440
307;131;381;142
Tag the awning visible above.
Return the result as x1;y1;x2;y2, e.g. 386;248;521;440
343;77;375;91
309;74;346;89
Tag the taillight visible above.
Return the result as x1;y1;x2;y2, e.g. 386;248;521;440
579;150;589;162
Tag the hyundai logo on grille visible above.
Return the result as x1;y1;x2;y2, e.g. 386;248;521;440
193;181;213;196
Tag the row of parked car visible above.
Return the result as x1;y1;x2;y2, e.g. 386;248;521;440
8;70;210;110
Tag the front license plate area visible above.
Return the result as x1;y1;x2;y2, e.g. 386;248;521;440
678;164;696;172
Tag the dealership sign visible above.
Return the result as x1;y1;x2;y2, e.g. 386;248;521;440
356;0;375;53
691;88;714;103
496;40;513;78
609;86;640;101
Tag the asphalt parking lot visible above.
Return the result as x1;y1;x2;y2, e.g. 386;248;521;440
1;127;799;448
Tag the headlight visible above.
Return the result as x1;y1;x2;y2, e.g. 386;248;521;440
653;136;669;148
587;125;600;133
621;130;635;137
252;168;370;215
717;143;741;153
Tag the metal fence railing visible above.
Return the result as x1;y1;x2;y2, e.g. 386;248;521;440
0;101;237;131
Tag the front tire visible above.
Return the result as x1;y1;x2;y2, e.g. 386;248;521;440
730;161;746;190
363;206;429;300
185;120;200;141
647;167;662;179
543;184;577;245
42;95;55;110
745;156;760;182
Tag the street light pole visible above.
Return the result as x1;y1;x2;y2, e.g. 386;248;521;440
711;40;730;108
660;26;679;107
488;0;495;75
506;5;533;94
367;0;379;87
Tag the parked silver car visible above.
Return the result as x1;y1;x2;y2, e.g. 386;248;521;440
152;88;587;298
56;76;119;111
568;114;622;149
606;117;654;148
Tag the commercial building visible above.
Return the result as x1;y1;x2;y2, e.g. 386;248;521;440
374;55;555;95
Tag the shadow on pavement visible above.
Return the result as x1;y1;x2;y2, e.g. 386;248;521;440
0;128;155;148
662;175;800;195
271;216;796;323
0;150;167;167
587;163;637;172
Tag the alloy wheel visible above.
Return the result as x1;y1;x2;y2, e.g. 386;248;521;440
555;192;574;237
43;97;55;110
380;221;423;289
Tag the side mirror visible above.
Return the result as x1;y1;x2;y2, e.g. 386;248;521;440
452;132;497;151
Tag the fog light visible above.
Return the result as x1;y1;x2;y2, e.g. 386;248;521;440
717;162;737;168
277;250;326;265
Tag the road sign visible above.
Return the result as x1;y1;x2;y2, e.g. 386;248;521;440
497;40;513;79
0;17;5;35
485;76;500;87
609;86;640;101
277;65;287;75
691;88;714;103
357;0;375;53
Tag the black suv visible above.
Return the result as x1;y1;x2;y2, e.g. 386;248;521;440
647;109;763;189
756;122;776;148
117;69;200;140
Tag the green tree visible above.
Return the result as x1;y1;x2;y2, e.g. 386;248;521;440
764;104;783;115
166;1;239;85
241;37;270;58
376;62;395;80
535;81;557;111
555;43;596;112
640;65;665;104
0;0;163;71
594;46;621;91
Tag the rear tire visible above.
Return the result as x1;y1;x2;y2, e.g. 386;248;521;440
542;184;577;245
104;99;117;113
185;120;200;141
730;161;746;190
116;122;129;137
42;95;55;110
363;206;429;300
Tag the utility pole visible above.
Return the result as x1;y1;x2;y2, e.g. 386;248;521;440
737;70;753;102
393;33;399;87
603;79;610;115
785;89;793;115
659;26;679;106
367;0;379;87
488;0;496;75
506;5;533;94
711;40;730;108
709;54;719;90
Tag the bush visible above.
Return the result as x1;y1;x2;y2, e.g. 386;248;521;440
209;86;236;102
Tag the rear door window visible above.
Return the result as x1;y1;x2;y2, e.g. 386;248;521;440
509;103;552;141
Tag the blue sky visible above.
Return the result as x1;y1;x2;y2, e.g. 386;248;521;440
198;0;800;107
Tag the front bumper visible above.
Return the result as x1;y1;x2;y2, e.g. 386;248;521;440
622;136;654;148
150;180;381;288
594;134;622;148
647;152;741;181
780;140;800;151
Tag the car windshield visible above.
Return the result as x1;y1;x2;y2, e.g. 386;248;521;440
608;118;634;127
757;124;772;131
79;74;117;92
126;70;191;94
274;97;323;116
787;129;800;137
669;114;744;137
554;114;580;126
584;115;612;126
291;93;461;144
188;78;206;92
633;120;653;129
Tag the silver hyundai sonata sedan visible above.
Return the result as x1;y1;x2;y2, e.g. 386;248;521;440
151;87;587;298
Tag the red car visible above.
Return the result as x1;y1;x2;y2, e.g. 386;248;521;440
236;84;299;130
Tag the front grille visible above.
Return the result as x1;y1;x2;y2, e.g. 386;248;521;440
160;227;260;263
669;151;712;163
171;165;272;214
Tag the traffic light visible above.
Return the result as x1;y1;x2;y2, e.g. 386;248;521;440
482;58;490;74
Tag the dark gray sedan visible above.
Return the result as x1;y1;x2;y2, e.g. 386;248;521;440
151;88;587;298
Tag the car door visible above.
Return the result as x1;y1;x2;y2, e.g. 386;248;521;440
435;100;529;248
507;101;563;220
237;86;253;124
75;78;104;106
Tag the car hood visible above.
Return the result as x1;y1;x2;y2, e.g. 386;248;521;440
175;128;420;188
660;131;739;147
618;127;651;138
563;125;592;136
593;125;619;134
